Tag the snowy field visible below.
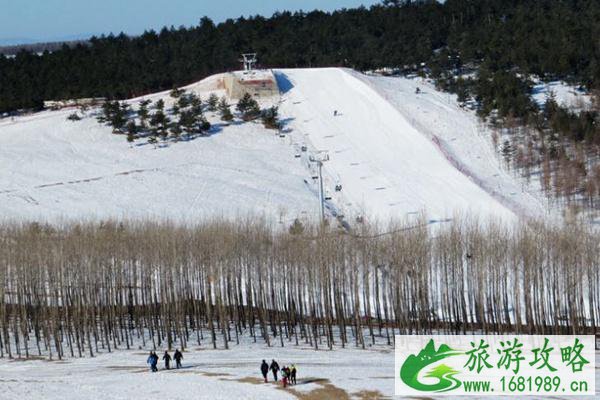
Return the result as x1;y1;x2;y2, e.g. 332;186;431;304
0;67;547;226
0;77;320;225
0;337;597;400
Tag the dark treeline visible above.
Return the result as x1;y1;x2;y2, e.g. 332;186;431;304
2;0;600;114
0;39;88;57
0;218;598;360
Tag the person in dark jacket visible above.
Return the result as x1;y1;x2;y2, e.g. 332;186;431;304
270;359;280;381
290;364;297;385
174;349;183;369
163;351;172;370
260;360;269;383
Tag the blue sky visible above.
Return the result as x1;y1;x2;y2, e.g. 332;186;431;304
0;0;382;45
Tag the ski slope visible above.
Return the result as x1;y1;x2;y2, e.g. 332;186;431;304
276;68;541;224
0;68;547;225
354;70;550;220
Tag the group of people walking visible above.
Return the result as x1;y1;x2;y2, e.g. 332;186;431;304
145;350;298;388
147;349;184;372
261;359;297;388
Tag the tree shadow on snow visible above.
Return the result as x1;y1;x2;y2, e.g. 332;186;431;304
133;124;224;148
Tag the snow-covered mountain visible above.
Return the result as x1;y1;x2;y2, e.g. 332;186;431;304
0;68;546;225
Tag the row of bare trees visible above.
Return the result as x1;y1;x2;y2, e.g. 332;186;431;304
0;217;598;360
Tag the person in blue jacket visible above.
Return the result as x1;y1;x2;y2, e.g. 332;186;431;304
147;351;158;372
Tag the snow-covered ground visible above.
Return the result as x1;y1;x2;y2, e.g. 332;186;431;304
0;337;596;400
0;341;394;400
0;67;549;225
531;80;592;111
354;70;552;220
276;68;542;224
0;77;319;225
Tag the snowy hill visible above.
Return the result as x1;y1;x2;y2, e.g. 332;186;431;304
0;76;319;225
0;68;547;225
277;68;546;224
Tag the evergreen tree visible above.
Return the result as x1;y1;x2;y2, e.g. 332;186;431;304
190;94;202;110
3;0;600;117
98;101;120;125
218;97;233;121
177;92;191;109
138;99;152;129
179;109;197;137
170;121;182;141
237;93;260;121
207;93;219;112
109;102;127;133
155;99;165;112
261;106;280;129
126;121;138;143
170;87;184;99
197;115;211;134
171;103;181;117
149;99;171;139
243;102;261;121
236;93;254;114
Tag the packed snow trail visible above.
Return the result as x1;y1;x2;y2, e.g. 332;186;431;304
276;68;517;224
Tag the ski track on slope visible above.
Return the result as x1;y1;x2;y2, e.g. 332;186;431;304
276;68;519;225
353;70;551;221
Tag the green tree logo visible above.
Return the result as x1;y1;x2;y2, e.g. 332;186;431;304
400;339;464;392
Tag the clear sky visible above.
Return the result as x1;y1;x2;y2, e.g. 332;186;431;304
0;0;382;45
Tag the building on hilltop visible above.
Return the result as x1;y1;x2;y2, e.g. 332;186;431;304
223;53;279;100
